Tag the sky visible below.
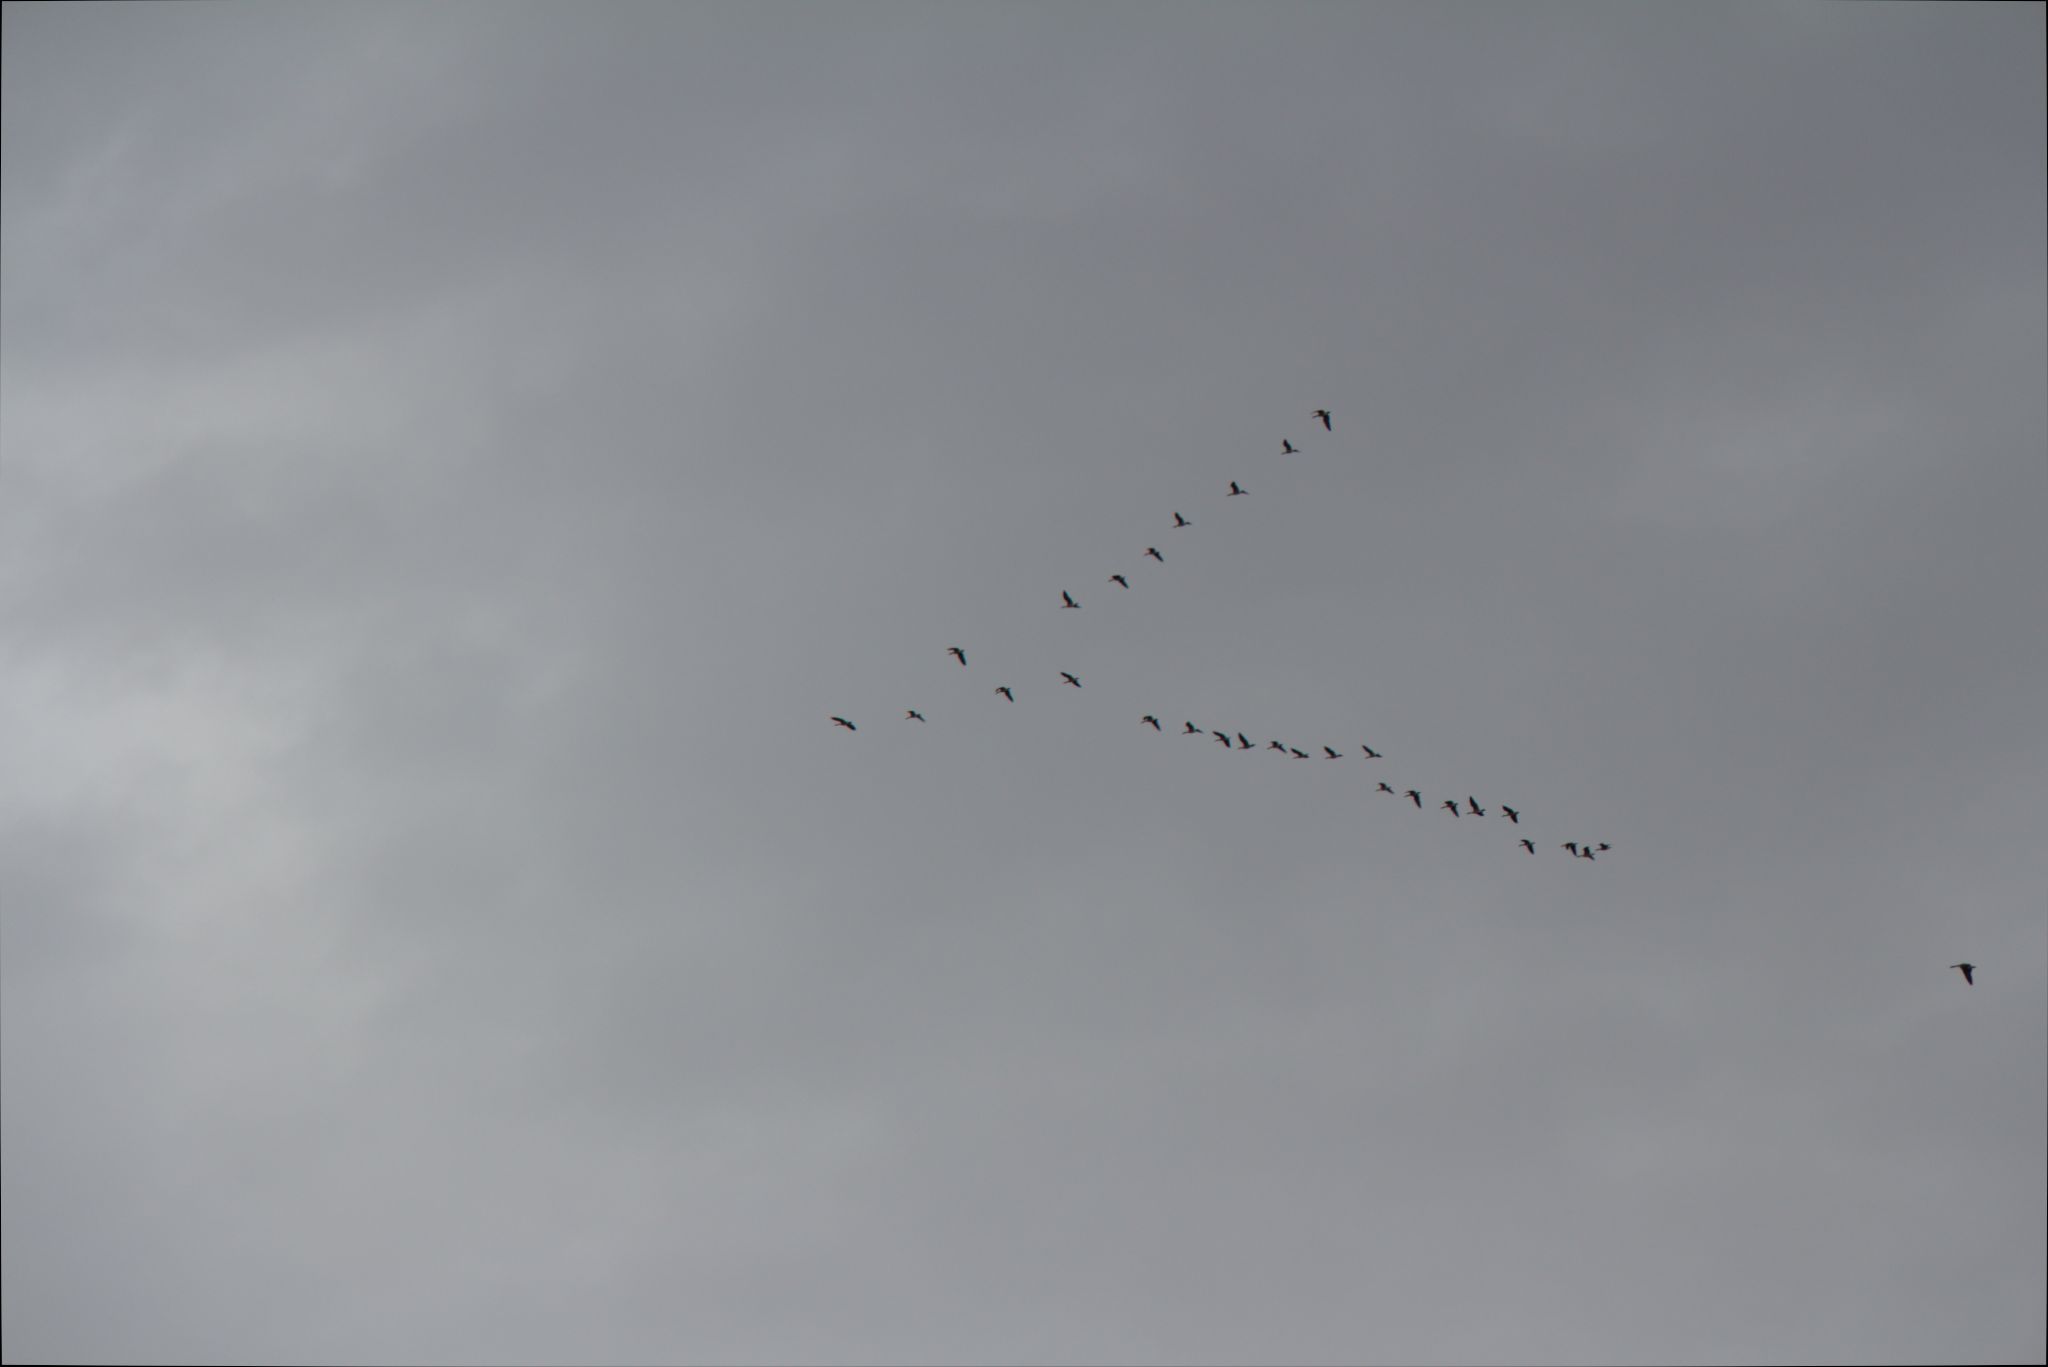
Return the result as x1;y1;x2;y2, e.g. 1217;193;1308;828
2;3;2043;1364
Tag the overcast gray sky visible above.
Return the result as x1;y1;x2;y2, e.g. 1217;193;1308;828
3;4;2044;1364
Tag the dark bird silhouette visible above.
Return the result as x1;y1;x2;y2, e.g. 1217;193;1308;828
1268;741;1287;752
1314;409;1332;431
1110;574;1129;588
1324;746;1342;758
1172;511;1192;528
1951;962;1975;986
1580;846;1596;861
1061;590;1081;609
905;710;925;722
1142;715;1161;730
1442;800;1461;817
947;647;967;666
1183;721;1201;735
1562;842;1578;856
1237;733;1253;750
1501;806;1520;824
995;686;1014;701
1213;731;1232;747
1466;797;1485;817
1059;672;1081;688
1281;439;1299;455
831;716;857;731
1595;842;1610;852
1377;782;1395;794
1519;839;1536;854
1228;481;1248;497
1145;547;1164;562
1406;789;1422;807
1290;747;1309;758
1360;744;1380;758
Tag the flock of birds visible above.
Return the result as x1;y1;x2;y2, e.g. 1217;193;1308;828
828;405;1979;984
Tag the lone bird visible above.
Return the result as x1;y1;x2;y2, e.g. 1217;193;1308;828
1951;963;1975;986
947;647;967;666
1183;721;1201;735
1172;511;1192;528
1595;842;1610;852
1360;744;1381;758
1377;782;1396;794
1237;733;1253;750
1142;715;1161;730
1442;800;1461;817
1562;842;1578;856
1061;590;1081;609
1213;731;1232;747
1500;806;1520;824
1406;790;1422;807
1290;748;1309;759
1145;547;1164;562
831;716;857;731
1519;839;1536;854
1268;741;1288;753
1314;408;1332;431
1324;746;1342;758
905;710;925;722
1466;797;1486;817
1281;439;1299;455
1228;481;1248;497
1059;672;1081;688
1110;574;1129;588
995;686;1014;701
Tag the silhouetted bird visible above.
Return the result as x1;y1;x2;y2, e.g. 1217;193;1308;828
831;716;857;731
1562;842;1578;856
1406;790;1422;807
1595;842;1610;852
1061;590;1080;609
905;710;925;722
1360;744;1380;758
1377;782;1395;794
947;647;967;666
1213;731;1232;747
1466;797;1485;817
1142;715;1161;730
1580;846;1596;860
1314;409;1332;431
1500;806;1520;824
1060;672;1081;688
1324;746;1342;758
1228;481;1248;497
1519;839;1536;854
1237;733;1253;750
1281;439;1299;455
1183;721;1201;735
1172;511;1192;528
1146;547;1164;562
995;686;1014;701
1951;962;1975;986
1110;574;1129;588
1442;800;1461;817
1290;748;1309;759
1268;741;1287;752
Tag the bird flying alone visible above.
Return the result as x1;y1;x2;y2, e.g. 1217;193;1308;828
1281;439;1299;455
1142;715;1161;730
1377;782;1395;794
1061;590;1080;609
995;686;1014;701
1360;745;1380;758
1110;574;1129;588
1951;963;1975;986
1562;842;1578;856
1466;797;1485;817
947;647;967;666
1519;839;1535;854
1290;748;1309;759
1060;672;1081;688
1145;547;1164;562
1172;511;1192;528
831;716;857;731
1237;733;1253;750
905;710;925;722
1213;731;1232;746
1268;741;1287;753
1324;746;1341;758
1183;721;1201;735
1442;800;1461;817
1406;790;1422;807
1501;806;1520;824
1314;409;1332;431
1228;481;1248;497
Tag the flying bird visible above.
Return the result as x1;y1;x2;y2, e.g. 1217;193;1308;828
1290;748;1309;759
1110;574;1129;588
1562;842;1578;856
1213;731;1232;747
1377;782;1395;794
1324;746;1342;758
905;710;925;722
1951;962;1975;986
1237;733;1253;750
1268;741;1288;752
1518;839;1536;854
1172;511;1192;528
1466;797;1485;817
1060;672;1081;688
1406;790;1422;807
1442;800;1461;817
1500;806;1520;824
947;647;967;666
1360;744;1380;758
1061;590;1081;609
1595;842;1610;852
831;716;857;731
1142;715;1161;730
1580;846;1596;860
1314;409;1332;431
1228;481;1248;497
1281;439;1299;455
1183;721;1201;735
995;686;1014;701
1145;547;1164;561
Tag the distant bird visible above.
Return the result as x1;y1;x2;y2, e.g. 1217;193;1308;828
1562;842;1578;856
1466;797;1485;817
1183;721;1201;735
1360;744;1380;758
1594;842;1610;852
1237;733;1253;750
1290;747;1309;759
947;647;967;666
1500;806;1520;824
1142;715;1161;730
1145;547;1164;562
1110;574;1129;588
905;710;925;722
1442;800;1461;817
1213;731;1232;747
1268;741;1287;752
1324;746;1342;758
1061;590;1081;609
1172;511;1192;528
1281;439;1299;455
1377;782;1395;794
995;686;1014;701
1951;962;1975;986
1060;672;1081;688
1406;790;1422;807
831;716;857;731
1228;481;1248;497
1314;408;1332;431
1580;846;1596;860
1518;839;1536;854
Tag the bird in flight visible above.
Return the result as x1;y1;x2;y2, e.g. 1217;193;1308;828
947;646;967;666
1228;481;1248;497
1061;590;1081;609
1290;747;1309;759
1500;806;1520;824
1323;746;1342;758
1580;846;1596;860
1466;797;1486;817
995;686;1014;701
1237;733;1253;750
1519;839;1536;854
1182;721;1201;735
1110;574;1129;588
1268;741;1287;753
1172;511;1192;528
1360;744;1380;758
1406;790;1422;807
1562;842;1578;856
1951;963;1975;986
1377;782;1395;794
1213;731;1232;747
1281;439;1299;455
1442;800;1461;817
905;710;925;722
1059;672;1082;688
1314;409;1332;431
1142;715;1161;730
1145;547;1164;562
831;716;857;731
1594;842;1610;852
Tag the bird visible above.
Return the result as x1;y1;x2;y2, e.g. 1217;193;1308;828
1228;481;1248;497
1466;797;1485;817
1500;806;1520;824
1324;746;1342;758
1951;963;1975;986
1290;747;1309;758
1145;547;1164;562
905;710;925;722
1268;741;1287;752
1059;672;1081;688
1314;408;1332;431
1562;842;1578;856
1182;721;1201;735
1061;590;1080;609
1580;846;1596;860
1519;839;1536;854
1110;574;1129;588
1594;842;1610;852
1281;439;1299;455
831;716;857;731
1142;715;1161;730
1360;744;1380;758
1172;511;1192;528
1442;800;1461;817
947;647;967;666
995;686;1014;701
1406;790;1422;807
1237;733;1253;750
1377;782;1395;794
1213;731;1232;747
